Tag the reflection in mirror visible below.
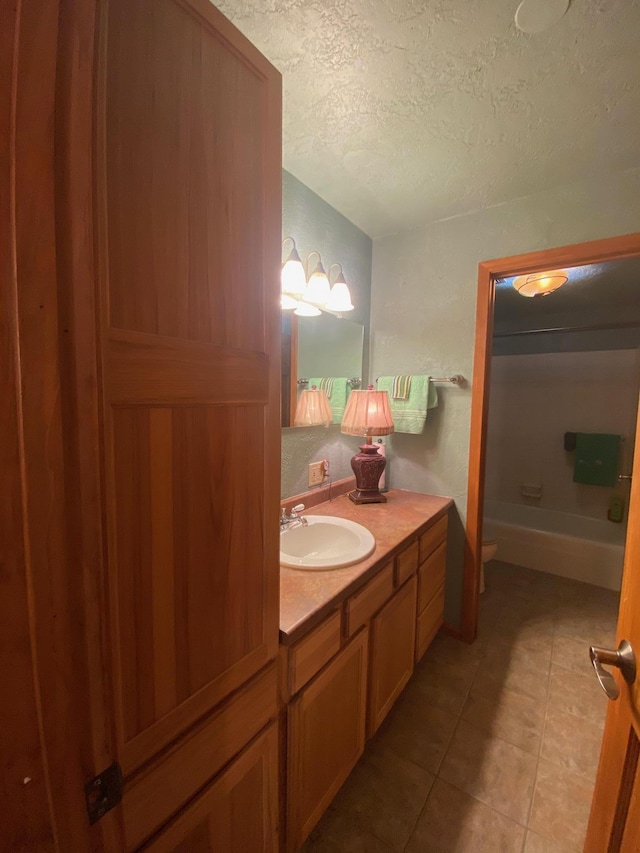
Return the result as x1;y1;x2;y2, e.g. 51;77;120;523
281;313;365;428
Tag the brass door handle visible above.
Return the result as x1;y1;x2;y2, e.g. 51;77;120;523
589;640;636;700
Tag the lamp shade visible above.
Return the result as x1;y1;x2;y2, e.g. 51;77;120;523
326;264;354;313
281;238;307;297
341;388;394;437
294;387;332;427
305;257;331;306
512;269;568;298
326;282;354;313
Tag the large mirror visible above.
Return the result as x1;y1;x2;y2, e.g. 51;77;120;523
281;313;365;427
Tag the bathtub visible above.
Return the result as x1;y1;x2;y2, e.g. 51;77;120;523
484;500;626;591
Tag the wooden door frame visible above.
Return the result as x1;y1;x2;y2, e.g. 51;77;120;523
462;231;640;643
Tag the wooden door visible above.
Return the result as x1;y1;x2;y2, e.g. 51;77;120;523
98;0;280;779
0;0;57;846
6;0;281;848
586;396;640;851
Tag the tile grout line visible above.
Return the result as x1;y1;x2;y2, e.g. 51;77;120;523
401;642;485;853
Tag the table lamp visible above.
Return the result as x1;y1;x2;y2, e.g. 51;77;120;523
341;386;394;504
294;386;332;427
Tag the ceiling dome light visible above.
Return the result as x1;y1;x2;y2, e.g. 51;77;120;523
515;0;570;34
512;269;569;298
281;237;307;297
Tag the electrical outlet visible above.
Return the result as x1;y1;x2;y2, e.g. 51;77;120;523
308;460;327;487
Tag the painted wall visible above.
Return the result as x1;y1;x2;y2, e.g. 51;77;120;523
370;166;640;626
485;350;640;524
281;170;373;498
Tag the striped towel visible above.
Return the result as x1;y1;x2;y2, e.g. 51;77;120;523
392;375;412;400
377;376;438;434
319;377;334;398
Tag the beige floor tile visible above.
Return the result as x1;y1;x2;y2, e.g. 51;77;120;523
524;829;578;852
528;759;595;851
487;611;555;656
424;633;486;672
470;651;550;703
406;658;474;716
321;741;434;852
374;691;457;775
551;635;594;677
461;687;545;755
547;665;608;725
439;720;537;824
554;608;618;648
405;778;526;853
483;637;552;674
301;812;395;853
540;706;604;781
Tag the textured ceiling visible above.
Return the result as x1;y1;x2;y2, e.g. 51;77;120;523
216;0;640;238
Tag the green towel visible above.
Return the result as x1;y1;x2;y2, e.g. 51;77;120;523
377;376;438;434
573;433;620;487
309;377;348;424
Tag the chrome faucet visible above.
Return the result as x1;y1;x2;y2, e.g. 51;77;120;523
280;503;308;530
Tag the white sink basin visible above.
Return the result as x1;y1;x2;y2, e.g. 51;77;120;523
280;515;376;570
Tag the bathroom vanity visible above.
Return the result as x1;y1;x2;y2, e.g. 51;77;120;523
278;489;452;852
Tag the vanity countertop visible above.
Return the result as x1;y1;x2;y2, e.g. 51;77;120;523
279;488;453;644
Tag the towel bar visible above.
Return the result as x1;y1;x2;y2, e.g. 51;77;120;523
376;374;464;385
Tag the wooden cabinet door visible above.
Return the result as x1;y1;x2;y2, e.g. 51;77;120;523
8;0;281;848
368;576;417;736
141;724;279;853
287;630;369;852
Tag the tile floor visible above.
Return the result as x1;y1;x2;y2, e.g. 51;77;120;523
301;560;619;853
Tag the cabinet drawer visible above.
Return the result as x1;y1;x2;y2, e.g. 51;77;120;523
419;515;448;563
418;541;447;613
416;584;444;662
142;723;278;852
288;610;342;696
395;539;419;586
344;562;394;637
124;665;277;850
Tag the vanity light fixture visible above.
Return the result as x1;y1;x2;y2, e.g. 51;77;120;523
281;238;356;316
341;387;394;504
294;300;321;317
326;264;354;315
305;251;331;306
294;386;332;427
281;237;307;301
512;269;568;298
281;293;301;310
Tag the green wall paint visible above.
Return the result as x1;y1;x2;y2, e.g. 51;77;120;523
370;166;640;626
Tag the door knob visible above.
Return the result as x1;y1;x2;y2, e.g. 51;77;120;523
589;640;636;700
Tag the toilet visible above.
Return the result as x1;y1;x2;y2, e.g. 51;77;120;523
480;528;498;594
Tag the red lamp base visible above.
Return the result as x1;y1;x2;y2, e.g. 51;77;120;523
349;444;387;504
